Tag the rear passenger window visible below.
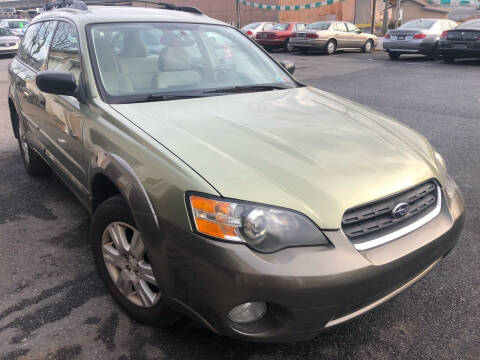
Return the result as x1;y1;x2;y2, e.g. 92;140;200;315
30;21;57;70
17;23;40;64
48;22;81;83
334;23;347;32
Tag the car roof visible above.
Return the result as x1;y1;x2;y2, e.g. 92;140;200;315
32;5;227;28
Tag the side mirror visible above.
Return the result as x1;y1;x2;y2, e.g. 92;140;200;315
280;60;295;75
356;29;362;34
36;71;77;96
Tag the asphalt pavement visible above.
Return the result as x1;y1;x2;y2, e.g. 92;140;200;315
0;51;478;360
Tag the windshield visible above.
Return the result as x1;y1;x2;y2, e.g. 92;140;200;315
242;23;261;30
307;22;331;31
400;20;435;30
7;20;28;29
0;28;12;36
458;20;480;30
271;23;290;31
89;22;297;103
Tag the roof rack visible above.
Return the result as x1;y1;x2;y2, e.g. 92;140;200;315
44;0;203;15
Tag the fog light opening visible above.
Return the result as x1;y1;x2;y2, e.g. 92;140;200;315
227;302;267;324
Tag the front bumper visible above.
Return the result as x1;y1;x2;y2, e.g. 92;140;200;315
146;179;464;342
0;45;18;55
290;38;328;49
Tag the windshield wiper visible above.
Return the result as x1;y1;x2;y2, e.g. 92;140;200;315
123;92;209;104
204;84;291;94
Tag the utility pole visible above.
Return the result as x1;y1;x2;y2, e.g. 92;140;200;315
396;0;402;28
382;0;390;35
236;0;241;28
370;0;377;34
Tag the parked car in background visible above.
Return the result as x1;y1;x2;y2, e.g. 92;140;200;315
383;18;458;60
256;22;307;52
439;19;480;62
0;27;20;56
241;21;276;39
0;19;30;37
290;21;377;55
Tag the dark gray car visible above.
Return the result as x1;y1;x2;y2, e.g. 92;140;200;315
384;18;458;59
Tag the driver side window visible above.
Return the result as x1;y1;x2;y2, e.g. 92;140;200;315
47;21;81;84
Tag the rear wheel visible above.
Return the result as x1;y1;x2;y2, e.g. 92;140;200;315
284;38;294;52
426;43;439;60
443;56;455;63
388;51;401;60
91;195;179;326
325;40;336;55
362;39;374;53
16;116;50;176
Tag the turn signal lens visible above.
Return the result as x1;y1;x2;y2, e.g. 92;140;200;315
190;196;241;241
385;33;390;39
306;33;319;39
188;194;329;253
441;30;448;39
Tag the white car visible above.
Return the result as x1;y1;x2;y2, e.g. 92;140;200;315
0;27;20;55
241;22;276;39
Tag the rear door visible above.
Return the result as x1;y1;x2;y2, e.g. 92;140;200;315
39;21;89;199
332;22;349;48
12;23;42;146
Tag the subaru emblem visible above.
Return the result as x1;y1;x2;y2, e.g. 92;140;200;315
392;203;409;218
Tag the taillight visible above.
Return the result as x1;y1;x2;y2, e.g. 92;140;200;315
413;33;427;39
385;33;390;39
247;30;253;36
441;30;448;39
306;33;319;39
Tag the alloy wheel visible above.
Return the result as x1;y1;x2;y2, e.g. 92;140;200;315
102;222;160;308
365;40;372;52
327;41;336;55
286;39;294;52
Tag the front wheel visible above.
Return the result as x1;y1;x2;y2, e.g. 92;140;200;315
362;39;374;53
91;195;179;326
325;40;336;55
388;51;401;60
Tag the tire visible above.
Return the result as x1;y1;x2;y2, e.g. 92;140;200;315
16;114;50;176
388;51;401;60
325;39;336;55
426;43;439;60
90;195;179;326
443;56;455;63
284;38;294;52
361;39;374;53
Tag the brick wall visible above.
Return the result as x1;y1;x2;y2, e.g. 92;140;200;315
278;0;356;22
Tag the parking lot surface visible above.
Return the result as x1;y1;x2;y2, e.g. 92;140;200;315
0;51;478;360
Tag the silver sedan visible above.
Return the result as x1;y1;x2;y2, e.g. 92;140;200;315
383;18;458;59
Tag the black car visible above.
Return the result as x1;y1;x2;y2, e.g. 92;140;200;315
439;19;480;62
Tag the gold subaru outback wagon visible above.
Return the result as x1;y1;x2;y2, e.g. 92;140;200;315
8;1;464;342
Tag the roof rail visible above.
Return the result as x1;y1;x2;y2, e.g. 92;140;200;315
44;0;89;11
43;0;203;15
86;1;203;15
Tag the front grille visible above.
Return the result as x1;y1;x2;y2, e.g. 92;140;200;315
342;181;439;243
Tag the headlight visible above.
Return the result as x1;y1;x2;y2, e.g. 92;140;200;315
188;194;329;253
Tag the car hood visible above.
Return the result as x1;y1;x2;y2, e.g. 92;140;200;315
0;36;19;42
111;87;442;229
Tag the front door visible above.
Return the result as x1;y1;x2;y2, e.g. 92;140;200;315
39;21;89;200
332;22;350;48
